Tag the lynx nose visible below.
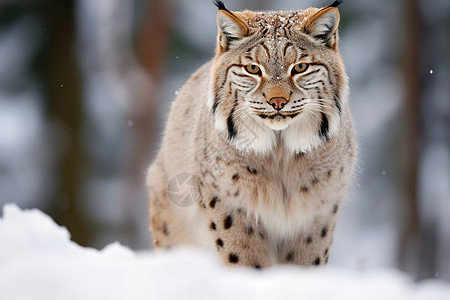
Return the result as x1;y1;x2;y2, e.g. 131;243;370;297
268;97;288;111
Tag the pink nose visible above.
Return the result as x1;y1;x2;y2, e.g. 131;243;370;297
268;97;288;111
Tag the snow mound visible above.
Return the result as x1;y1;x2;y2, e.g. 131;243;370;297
1;203;449;300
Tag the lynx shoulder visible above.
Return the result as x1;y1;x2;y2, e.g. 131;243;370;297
147;0;356;268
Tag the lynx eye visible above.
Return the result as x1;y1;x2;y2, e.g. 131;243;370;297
244;64;262;75
291;63;309;75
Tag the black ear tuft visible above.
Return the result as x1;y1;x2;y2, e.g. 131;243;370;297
213;0;227;11
328;0;344;8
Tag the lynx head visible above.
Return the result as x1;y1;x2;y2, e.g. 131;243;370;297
208;1;348;154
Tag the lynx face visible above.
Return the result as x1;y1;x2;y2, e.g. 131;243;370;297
209;1;348;154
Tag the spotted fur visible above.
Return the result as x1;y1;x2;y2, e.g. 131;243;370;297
147;1;356;268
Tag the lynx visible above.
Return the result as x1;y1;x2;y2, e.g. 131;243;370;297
147;0;356;268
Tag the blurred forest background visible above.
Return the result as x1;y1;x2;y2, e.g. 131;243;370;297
0;0;449;282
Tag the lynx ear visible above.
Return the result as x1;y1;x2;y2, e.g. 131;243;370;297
304;2;341;49
214;1;248;52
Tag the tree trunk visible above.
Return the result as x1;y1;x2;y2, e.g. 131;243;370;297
398;0;423;278
39;0;90;246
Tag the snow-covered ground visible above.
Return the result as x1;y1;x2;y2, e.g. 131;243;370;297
1;204;450;300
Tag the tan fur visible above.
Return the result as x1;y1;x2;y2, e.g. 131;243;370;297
148;2;356;268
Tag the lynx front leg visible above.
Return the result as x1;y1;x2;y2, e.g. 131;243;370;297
279;205;339;266
199;195;272;269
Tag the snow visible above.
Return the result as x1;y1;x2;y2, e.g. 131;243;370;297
1;204;450;300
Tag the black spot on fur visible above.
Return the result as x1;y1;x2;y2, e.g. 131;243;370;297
311;177;319;185
327;169;333;178
307;236;313;244
334;97;342;114
340;166;344;174
227;113;237;140
295;151;305;159
210;222;217;230
227;95;239;140
314;257;321;265
229;253;239;263
324;248;329;256
259;232;265;239
224;215;233;229
246;226;253;235
232;173;240;180
301;185;309;192
216;239;224;247
333;204;339;214
321;226;328;238
319;112;330;141
254;264;261;269
210;196;219;208
286;251;295;261
212;95;220;115
234;190;240;197
162;223;170;236
247;166;257;174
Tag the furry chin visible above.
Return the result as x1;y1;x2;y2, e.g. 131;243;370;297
264;119;291;131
